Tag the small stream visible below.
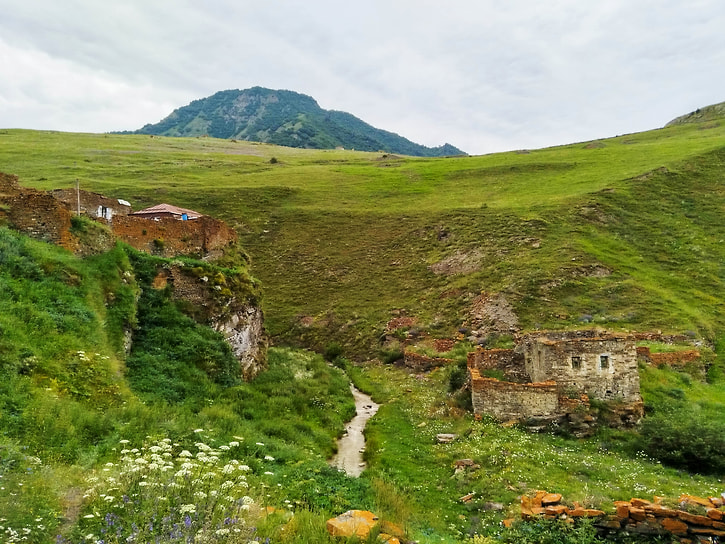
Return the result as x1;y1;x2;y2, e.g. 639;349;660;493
329;385;379;477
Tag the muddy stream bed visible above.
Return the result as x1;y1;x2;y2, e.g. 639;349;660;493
329;385;379;477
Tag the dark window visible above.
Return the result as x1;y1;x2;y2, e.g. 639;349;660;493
571;356;581;369
600;355;609;369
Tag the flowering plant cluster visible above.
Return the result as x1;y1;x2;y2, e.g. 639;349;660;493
63;436;262;544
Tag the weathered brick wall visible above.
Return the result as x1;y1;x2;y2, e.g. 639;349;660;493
111;215;236;259
469;368;559;421
467;347;529;382
522;332;640;402
5;190;77;250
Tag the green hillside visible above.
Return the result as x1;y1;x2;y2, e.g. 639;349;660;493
129;87;464;157
3;119;725;354
2;112;725;542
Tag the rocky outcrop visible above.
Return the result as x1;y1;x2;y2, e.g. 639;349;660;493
212;305;267;380
155;264;267;380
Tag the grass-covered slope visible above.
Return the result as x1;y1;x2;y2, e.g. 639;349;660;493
0;228;360;542
2;120;724;357
129;87;464;157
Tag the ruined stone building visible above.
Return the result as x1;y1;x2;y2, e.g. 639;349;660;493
468;330;643;430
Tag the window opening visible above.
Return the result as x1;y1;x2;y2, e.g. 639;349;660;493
571;356;581;369
600;355;609;369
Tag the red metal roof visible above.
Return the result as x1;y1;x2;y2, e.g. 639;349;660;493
130;203;203;219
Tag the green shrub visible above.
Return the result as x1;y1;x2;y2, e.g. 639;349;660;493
323;342;343;362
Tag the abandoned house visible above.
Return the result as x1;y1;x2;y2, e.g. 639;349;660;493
129;203;203;221
467;330;643;429
51;188;131;221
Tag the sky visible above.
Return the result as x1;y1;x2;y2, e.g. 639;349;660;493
1;0;724;155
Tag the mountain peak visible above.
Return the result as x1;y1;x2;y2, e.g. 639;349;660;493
133;87;465;157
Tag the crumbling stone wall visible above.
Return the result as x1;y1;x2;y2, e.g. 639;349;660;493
469;368;559;421
403;350;452;372
111;215;236;259
521;331;640;402
467;347;529;382
637;346;701;367
1;175;77;251
518;490;725;542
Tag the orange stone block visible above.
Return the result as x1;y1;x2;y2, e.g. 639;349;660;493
678;511;713;526
583;509;605;517
532;490;548;508
710;497;724;507
629;507;646;521
502;518;515;528
661;517;688;536
714;521;725;530
644;505;679;518
544;505;568;516
616;505;630;519
378;533;400;544
680;494;713;508
630;498;652;508
326;510;379;538
521;496;532;509
708;508;724;521
542;493;562;505
531;507;546;515
568;507;586;517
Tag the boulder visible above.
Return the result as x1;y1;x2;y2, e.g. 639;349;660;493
326;510;379;538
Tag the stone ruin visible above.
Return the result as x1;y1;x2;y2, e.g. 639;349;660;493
468;330;644;433
516;490;725;542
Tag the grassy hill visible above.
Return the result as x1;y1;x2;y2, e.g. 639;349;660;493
128;87;464;157
2;120;724;355
2;113;725;542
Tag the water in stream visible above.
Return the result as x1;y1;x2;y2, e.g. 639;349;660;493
329;385;379;477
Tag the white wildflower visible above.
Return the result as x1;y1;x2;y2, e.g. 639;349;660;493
264;455;275;462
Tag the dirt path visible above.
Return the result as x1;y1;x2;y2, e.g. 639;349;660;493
329;385;379;477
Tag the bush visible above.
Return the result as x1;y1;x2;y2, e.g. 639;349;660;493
635;411;725;474
323;342;343;362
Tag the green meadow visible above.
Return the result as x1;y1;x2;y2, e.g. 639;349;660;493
1;117;725;542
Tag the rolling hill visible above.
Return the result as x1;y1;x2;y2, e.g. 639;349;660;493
129;86;465;157
2;101;725;542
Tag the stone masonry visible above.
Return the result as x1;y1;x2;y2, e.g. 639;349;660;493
468;330;643;429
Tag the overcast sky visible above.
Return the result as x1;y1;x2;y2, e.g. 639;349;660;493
1;0;724;155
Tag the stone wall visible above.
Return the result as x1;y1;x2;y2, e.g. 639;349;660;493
2;179;77;251
637;346;701;368
521;331;640;402
403;350;453;372
111;214;237;260
467;347;529;382
469;368;559;421
517;490;725;543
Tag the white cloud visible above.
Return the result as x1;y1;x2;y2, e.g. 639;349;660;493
1;0;724;153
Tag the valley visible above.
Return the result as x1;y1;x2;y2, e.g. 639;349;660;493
0;110;724;543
